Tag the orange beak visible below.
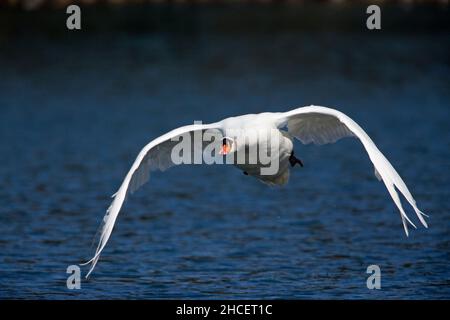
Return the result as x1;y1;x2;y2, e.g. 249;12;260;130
219;144;231;155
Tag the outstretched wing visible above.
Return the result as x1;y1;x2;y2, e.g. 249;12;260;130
82;122;222;278
275;105;428;235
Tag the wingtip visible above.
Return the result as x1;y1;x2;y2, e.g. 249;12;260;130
420;216;429;229
80;258;94;266
85;270;93;279
404;226;410;237
83;257;99;279
416;209;429;228
401;217;409;237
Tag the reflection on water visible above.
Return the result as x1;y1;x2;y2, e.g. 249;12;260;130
0;5;449;299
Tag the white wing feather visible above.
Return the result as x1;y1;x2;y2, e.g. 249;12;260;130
81;122;221;278
276;105;428;235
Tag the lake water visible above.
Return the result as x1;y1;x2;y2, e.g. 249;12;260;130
0;4;449;299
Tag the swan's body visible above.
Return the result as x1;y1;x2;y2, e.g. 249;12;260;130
229;126;294;185
82;105;428;278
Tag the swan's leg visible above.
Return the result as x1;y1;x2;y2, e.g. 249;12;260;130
289;150;304;167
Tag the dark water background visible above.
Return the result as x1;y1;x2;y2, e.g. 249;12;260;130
0;4;449;299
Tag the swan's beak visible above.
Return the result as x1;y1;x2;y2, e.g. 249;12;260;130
219;144;231;155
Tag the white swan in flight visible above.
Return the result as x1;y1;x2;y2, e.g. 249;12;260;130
82;105;428;278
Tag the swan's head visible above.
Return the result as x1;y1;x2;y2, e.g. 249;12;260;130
219;136;236;155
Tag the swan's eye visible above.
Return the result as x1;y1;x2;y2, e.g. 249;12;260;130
220;137;233;155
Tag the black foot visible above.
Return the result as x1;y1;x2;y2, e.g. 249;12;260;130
289;151;304;167
243;171;249;175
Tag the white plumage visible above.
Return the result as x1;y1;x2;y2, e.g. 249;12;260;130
82;105;428;278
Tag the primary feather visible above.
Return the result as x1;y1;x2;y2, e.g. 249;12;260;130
82;105;428;278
